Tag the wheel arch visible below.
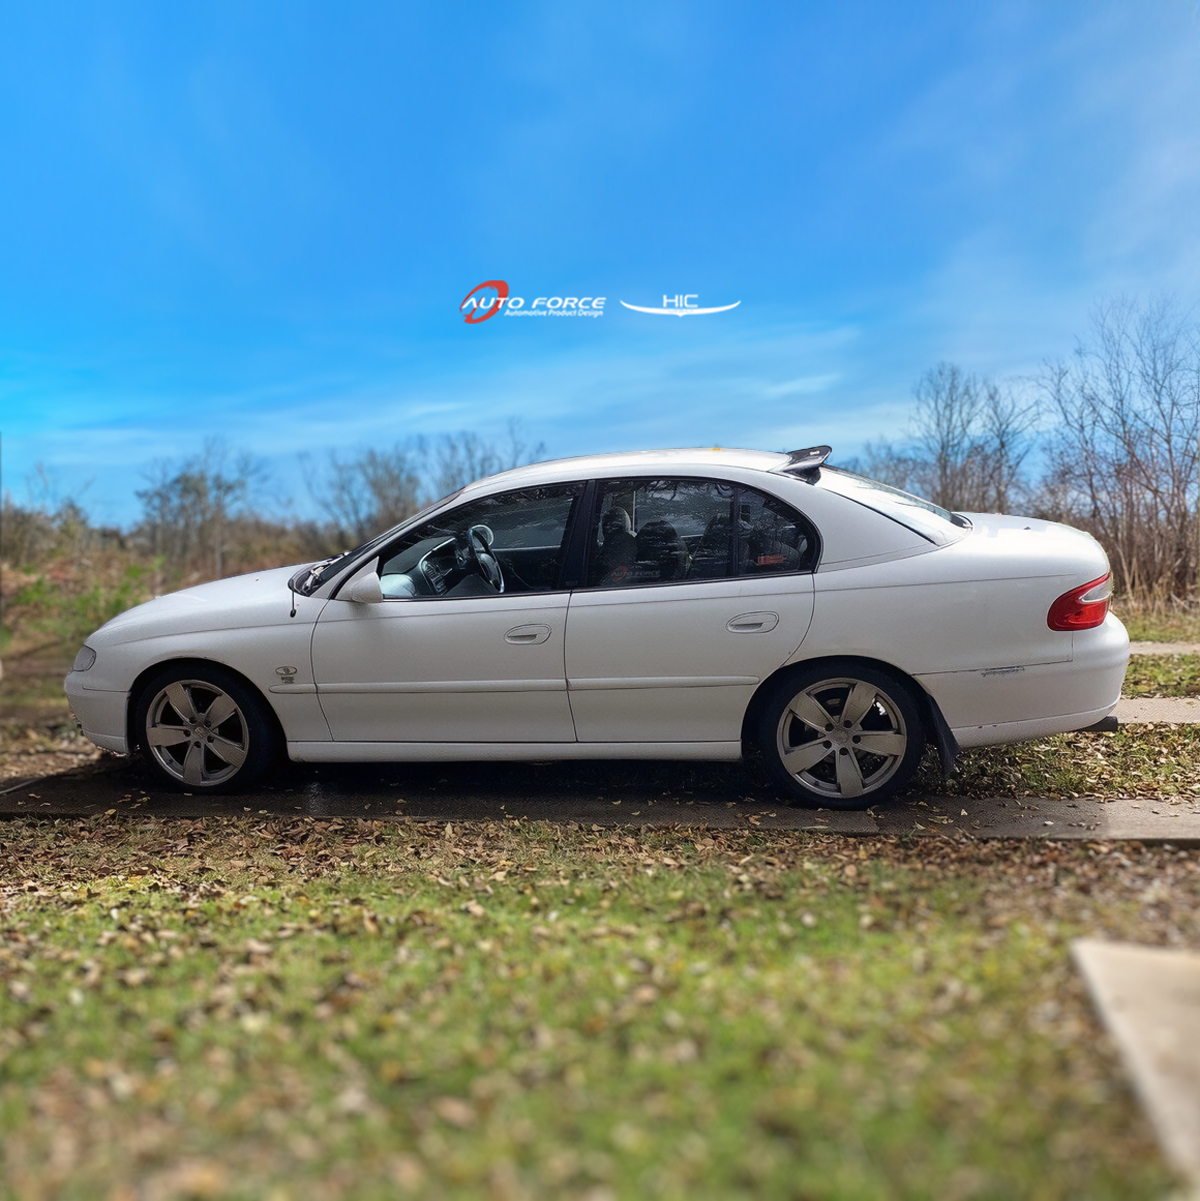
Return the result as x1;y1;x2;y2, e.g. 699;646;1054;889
125;657;287;755
740;654;960;775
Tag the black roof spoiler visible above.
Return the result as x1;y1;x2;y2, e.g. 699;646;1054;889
779;445;832;478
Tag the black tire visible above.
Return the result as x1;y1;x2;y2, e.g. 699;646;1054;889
134;665;280;793
757;661;924;809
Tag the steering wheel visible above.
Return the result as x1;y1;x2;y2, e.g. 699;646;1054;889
460;525;504;592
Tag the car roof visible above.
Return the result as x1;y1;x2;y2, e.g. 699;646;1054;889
455;447;795;496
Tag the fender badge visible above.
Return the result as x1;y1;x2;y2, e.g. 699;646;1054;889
275;666;298;684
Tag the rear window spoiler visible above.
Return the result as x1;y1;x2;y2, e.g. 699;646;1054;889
778;445;832;478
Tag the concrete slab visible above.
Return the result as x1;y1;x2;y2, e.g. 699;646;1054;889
1114;697;1200;723
1073;939;1200;1183
0;756;878;832
1129;642;1200;656
4;757;1200;841
877;793;1200;843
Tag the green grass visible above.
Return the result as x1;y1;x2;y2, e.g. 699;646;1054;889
0;817;1186;1200
1113;599;1200;643
1;563;154;660
0;662;74;726
1122;653;1200;697
929;726;1200;799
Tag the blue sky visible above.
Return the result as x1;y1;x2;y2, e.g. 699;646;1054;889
2;1;1199;526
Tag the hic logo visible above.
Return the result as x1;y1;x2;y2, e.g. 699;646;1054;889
619;294;741;316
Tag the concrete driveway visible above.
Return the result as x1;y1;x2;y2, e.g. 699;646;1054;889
4;750;1199;842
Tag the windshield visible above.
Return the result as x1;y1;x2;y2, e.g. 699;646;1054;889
817;467;971;544
296;488;466;594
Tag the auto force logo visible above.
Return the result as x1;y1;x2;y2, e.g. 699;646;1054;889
460;279;606;323
619;294;741;316
460;280;510;324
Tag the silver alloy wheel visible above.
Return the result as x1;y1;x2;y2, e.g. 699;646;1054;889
144;678;250;788
775;675;909;800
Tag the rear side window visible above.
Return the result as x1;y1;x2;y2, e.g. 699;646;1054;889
739;488;817;575
585;478;817;588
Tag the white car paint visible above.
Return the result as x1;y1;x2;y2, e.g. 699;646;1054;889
564;574;813;742
64;447;1128;807
311;592;575;742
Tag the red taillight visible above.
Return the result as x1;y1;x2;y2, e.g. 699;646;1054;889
1047;573;1111;631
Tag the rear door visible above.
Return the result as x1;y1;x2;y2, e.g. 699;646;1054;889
565;478;817;743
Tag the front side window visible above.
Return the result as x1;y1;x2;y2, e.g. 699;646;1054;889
586;478;816;588
373;484;582;598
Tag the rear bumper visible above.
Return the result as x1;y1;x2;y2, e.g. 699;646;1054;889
951;704;1121;750
917;612;1128;749
64;672;129;754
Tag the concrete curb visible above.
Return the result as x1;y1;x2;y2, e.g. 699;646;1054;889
1129;642;1200;656
1113;697;1200;723
1074;940;1200;1186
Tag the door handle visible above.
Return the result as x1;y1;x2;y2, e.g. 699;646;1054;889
505;624;552;645
726;611;779;633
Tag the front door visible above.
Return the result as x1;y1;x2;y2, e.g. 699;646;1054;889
312;482;583;743
313;593;573;742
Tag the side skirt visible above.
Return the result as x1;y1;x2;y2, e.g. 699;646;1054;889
287;741;744;764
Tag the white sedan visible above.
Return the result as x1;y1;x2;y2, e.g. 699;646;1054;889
65;447;1128;809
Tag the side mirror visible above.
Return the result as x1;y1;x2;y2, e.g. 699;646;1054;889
344;572;384;604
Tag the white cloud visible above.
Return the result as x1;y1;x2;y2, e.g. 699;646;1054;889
7;317;894;524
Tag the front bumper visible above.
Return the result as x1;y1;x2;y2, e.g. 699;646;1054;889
64;671;129;754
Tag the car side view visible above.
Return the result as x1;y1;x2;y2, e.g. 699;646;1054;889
65;447;1129;808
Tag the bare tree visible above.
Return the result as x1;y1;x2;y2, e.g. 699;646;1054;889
909;363;985;509
976;377;1035;514
1036;297;1200;600
309;421;548;545
849;440;925;494
135;440;267;583
906;363;1035;513
310;443;426;547
849;365;1035;514
433;420;547;495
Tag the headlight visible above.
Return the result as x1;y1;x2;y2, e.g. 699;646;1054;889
73;646;97;672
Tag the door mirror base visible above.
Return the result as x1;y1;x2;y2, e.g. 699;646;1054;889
344;572;384;604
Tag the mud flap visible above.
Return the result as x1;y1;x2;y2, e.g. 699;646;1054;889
924;692;961;777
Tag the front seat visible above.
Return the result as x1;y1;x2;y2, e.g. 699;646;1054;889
593;506;638;585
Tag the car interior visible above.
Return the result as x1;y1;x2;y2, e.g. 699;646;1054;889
587;481;814;587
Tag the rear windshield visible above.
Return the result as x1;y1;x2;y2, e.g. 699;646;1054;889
816;467;971;545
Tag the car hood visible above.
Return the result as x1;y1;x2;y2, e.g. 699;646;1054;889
89;564;313;646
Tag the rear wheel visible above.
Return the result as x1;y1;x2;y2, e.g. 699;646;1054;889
757;662;924;809
135;666;279;793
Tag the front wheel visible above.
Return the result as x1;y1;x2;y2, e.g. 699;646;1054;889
757;662;924;809
135;666;279;793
